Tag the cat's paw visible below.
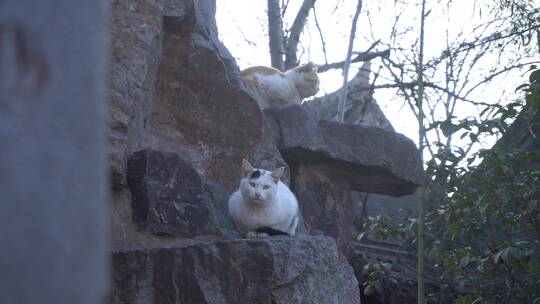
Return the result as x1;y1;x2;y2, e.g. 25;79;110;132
256;232;269;238
246;231;257;239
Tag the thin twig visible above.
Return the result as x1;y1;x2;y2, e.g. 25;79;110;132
317;49;389;73
312;5;328;64
337;0;363;122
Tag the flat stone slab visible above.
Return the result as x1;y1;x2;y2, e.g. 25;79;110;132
110;236;360;304
267;105;423;196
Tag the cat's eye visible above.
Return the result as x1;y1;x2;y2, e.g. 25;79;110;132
263;185;270;190
249;182;256;187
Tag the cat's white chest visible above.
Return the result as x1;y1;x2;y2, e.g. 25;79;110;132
228;181;299;236
258;74;301;103
230;195;282;227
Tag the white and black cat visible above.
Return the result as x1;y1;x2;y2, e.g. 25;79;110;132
241;62;320;109
228;159;299;238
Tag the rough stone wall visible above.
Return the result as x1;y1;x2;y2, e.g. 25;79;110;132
293;164;355;255
107;0;262;249
108;0;262;190
111;236;361;304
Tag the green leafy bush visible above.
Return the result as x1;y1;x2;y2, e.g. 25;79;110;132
361;68;540;303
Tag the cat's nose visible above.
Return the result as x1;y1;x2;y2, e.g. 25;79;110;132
255;192;261;198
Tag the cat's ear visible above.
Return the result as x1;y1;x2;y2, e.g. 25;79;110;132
271;167;285;183
242;159;255;176
305;62;317;71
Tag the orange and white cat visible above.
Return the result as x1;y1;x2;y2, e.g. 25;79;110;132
241;62;320;109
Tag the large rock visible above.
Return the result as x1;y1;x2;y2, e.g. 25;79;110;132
293;165;354;254
108;0;262;249
149;8;262;189
269;104;422;196
246;113;291;185
127;150;220;237
110;236;360;304
107;0;261;191
263;104;422;255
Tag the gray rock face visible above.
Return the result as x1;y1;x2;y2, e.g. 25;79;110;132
127;150;221;237
247;113;291;185
110;236;360;304
260;104;422;256
269;104;422;196
153;10;262;190
293;165;355;255
108;0;262;249
107;0;261;191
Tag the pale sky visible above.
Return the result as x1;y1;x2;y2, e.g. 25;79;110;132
216;0;539;151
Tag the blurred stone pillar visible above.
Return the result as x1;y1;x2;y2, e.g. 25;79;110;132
0;1;109;303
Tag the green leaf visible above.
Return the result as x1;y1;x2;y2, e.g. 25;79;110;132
362;264;370;275
440;120;458;137
363;284;375;296
459;255;471;268
494;247;511;264
515;83;529;92
480;106;492;117
494;250;504;264
530;69;540;83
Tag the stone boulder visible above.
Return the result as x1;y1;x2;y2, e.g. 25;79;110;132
127;150;221;237
262;104;422;255
268;104;422;195
107;0;261;192
246;113;291;185
110;236;360;304
150;9;262;190
107;0;262;249
293;164;355;254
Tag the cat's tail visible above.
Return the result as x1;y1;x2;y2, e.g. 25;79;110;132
287;213;299;236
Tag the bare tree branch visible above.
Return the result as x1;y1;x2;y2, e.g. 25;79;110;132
317;49;390;73
337;0;363;122
429;23;540;66
464;60;540;97
351;80;477;105
284;0;316;69
267;0;285;70
312;5;328;64
354;40;380;54
280;0;291;18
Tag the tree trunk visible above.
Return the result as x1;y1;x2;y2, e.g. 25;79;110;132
284;0;316;70
267;0;284;71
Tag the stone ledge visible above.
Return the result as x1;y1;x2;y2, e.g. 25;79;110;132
110;236;360;304
267;105;423;196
